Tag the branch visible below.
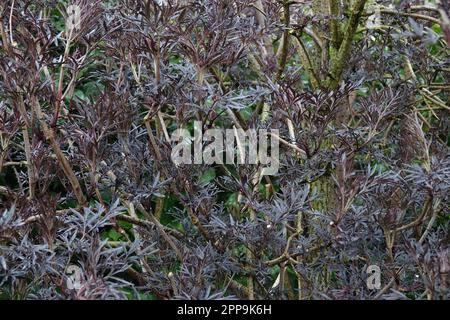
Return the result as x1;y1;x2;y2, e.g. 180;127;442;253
276;1;291;80
380;9;441;25
326;0;368;89
32;98;87;206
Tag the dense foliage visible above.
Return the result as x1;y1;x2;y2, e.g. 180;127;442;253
0;0;449;300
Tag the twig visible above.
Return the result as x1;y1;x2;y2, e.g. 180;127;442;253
268;132;307;158
379;9;441;25
32;98;86;206
134;202;184;262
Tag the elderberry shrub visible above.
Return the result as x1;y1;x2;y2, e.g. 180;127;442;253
0;0;449;300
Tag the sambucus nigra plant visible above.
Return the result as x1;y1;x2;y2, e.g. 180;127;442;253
0;0;449;300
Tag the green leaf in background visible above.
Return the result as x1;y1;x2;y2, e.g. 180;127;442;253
107;229;122;241
199;168;216;185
